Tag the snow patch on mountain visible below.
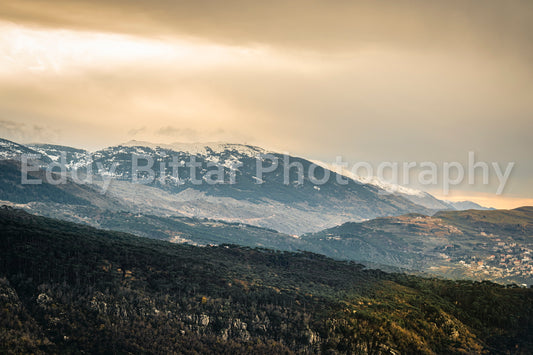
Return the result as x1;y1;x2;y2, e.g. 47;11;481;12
121;140;266;157
26;144;89;168
0;138;44;161
309;159;426;197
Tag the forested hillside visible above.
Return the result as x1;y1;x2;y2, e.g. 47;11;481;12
0;206;532;354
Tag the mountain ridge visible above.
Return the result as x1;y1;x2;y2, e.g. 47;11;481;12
1;137;436;234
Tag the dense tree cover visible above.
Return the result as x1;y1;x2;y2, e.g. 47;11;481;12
0;207;531;354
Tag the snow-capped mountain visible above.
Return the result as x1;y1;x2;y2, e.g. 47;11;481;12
26;143;89;168
83;141;434;233
0;138;52;163
0;137;488;233
311;159;490;211
121;140;266;157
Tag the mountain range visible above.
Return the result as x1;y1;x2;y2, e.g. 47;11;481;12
2;137;524;286
0;138;489;233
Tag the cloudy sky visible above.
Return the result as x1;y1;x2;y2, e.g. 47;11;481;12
0;0;532;208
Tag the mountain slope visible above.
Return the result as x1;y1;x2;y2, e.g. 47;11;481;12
302;207;533;285
309;159;492;211
88;141;432;233
26;143;89;168
1;137;435;234
0;160;91;206
0;159;125;210
0;138;51;164
18;204;304;250
444;200;493;211
1;207;531;354
434;206;533;237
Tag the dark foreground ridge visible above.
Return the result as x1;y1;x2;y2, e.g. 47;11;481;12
0;206;532;354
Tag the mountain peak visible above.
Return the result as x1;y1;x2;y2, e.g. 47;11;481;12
120;140;266;157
